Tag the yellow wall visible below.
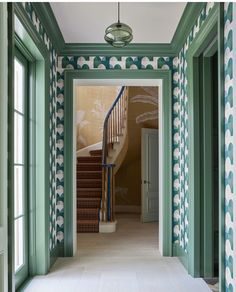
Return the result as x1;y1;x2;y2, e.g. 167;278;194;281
115;86;158;207
76;86;120;150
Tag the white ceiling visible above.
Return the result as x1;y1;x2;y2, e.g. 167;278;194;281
50;2;186;44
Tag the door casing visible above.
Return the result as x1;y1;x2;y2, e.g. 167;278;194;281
187;3;225;290
63;70;173;258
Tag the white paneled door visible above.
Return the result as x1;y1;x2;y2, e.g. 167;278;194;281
141;128;159;222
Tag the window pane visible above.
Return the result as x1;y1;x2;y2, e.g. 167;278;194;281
14;166;24;218
14;59;24;113
14;217;24;271
14;112;24;164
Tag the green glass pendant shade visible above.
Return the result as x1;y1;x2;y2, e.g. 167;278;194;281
104;3;133;48
104;22;133;47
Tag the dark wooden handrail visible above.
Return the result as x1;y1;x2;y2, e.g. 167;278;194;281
102;86;125;165
101;86;128;222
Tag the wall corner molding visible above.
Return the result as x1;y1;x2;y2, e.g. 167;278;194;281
31;2;65;53
171;2;206;54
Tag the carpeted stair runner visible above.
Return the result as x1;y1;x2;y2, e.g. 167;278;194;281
77;150;102;233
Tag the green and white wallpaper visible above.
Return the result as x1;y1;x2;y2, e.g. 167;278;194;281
22;2;236;290
172;1;215;252
22;2;59;251
224;2;234;291
57;55;172;244
57;56;172;70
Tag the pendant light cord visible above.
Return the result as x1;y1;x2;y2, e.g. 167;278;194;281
118;2;120;23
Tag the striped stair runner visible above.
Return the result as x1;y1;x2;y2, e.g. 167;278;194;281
77;149;102;233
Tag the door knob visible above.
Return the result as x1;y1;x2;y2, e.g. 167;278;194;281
144;180;150;184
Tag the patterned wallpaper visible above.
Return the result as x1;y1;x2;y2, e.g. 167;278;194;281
22;2;59;251
224;3;234;291
57;56;172;244
172;2;215;252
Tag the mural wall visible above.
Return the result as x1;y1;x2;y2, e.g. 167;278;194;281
115;86;158;208
76;86;119;150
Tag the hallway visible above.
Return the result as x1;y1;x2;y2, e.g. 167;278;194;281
24;214;210;292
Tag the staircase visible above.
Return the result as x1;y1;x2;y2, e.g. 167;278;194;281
77;149;102;233
77;86;129;233
101;86;129;225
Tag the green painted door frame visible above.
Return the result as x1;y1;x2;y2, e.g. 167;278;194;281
13;2;51;275
8;3;51;290
63;69;173;257
14;46;30;290
187;3;225;290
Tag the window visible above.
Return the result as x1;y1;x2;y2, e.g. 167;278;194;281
14;49;29;288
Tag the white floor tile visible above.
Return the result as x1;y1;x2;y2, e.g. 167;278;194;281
24;213;211;292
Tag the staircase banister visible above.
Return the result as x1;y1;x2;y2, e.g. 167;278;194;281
102;86;126;164
102;163;116;168
103;86;125;126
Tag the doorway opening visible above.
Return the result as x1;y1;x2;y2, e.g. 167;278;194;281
64;71;172;258
187;6;224;289
74;81;161;257
211;52;219;279
193;44;219;290
74;85;160;249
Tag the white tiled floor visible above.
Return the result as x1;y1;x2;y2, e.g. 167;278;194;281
24;213;211;292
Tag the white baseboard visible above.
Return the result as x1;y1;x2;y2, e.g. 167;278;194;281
99;220;117;233
115;205;141;214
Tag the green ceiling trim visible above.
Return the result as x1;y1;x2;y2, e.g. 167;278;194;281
60;43;175;57
32;2;206;56
172;2;206;53
31;3;65;53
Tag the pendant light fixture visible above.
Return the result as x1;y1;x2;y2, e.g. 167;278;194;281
104;2;133;48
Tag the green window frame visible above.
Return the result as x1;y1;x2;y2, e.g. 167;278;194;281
14;47;29;289
8;5;51;290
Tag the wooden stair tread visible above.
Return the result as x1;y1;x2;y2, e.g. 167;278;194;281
77;171;102;179
77;208;99;220
77;197;100;201
77;179;102;182
77;188;101;191
90;149;102;156
77;151;102;233
77;164;102;171
77;180;102;187
77;162;101;165
77;208;99;211
77;157;102;163
77;219;99;224
77;170;102;173
78;155;100;158
77;194;101;198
